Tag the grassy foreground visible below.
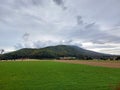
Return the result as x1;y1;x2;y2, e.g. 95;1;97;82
0;60;120;90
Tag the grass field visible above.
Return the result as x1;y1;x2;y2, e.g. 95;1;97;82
0;60;120;90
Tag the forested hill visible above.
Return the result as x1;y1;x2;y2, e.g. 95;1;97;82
0;45;118;60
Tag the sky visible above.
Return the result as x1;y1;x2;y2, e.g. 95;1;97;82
0;0;120;55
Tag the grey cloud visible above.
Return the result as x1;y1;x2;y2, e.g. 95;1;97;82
53;0;64;5
14;43;24;50
31;0;43;6
15;33;82;49
85;44;118;49
100;48;120;55
65;16;120;44
58;40;82;47
85;23;95;29
0;5;14;18
23;33;30;41
82;27;120;44
77;16;84;25
13;0;43;8
53;0;67;10
0;0;120;54
33;40;57;48
33;41;46;48
33;40;82;48
15;33;33;49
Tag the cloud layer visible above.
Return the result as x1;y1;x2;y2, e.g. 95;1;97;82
0;0;120;54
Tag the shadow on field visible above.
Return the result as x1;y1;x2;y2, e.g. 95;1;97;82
115;84;120;90
110;83;120;90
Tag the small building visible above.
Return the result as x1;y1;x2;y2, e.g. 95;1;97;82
59;57;76;60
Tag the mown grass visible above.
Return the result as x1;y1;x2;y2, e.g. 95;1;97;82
0;60;120;90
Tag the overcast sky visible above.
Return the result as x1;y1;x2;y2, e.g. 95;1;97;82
0;0;120;55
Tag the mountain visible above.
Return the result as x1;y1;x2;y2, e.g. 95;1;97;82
0;45;117;60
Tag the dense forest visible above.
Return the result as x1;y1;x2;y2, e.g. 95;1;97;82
0;45;119;60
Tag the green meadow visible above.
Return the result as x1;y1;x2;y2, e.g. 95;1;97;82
0;60;120;90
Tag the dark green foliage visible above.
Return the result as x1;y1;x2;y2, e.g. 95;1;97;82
0;45;117;60
116;56;120;60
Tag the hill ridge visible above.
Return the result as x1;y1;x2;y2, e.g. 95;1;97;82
0;45;118;60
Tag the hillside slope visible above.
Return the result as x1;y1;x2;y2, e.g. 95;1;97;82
0;45;115;60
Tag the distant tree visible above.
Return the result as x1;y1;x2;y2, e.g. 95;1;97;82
0;49;4;54
115;56;120;60
0;49;4;60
